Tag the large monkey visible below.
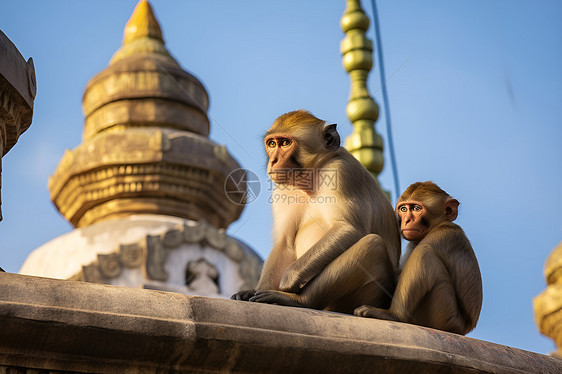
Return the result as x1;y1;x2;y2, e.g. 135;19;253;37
231;110;401;314
355;182;483;335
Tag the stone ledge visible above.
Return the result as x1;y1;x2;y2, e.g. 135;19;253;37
0;273;560;373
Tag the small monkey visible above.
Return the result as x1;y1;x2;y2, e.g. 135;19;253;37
355;181;483;335
231;110;401;314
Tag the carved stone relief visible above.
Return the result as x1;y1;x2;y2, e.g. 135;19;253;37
0;31;36;221
185;258;220;294
78;220;261;292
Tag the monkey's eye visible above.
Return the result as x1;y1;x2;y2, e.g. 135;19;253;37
413;205;422;212
399;206;407;212
280;139;292;147
266;140;276;148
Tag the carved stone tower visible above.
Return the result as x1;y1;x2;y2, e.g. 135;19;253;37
49;0;243;229
20;0;261;297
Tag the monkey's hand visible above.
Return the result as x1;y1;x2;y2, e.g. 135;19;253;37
230;289;256;301
354;305;398;321
249;290;303;307
278;265;304;293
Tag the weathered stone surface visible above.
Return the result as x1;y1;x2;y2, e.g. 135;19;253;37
0;30;36;154
0;272;560;373
0;30;36;221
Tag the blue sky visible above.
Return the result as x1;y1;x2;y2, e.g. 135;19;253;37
1;0;560;354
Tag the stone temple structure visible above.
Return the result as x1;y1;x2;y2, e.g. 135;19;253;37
0;29;36;221
19;0;261;298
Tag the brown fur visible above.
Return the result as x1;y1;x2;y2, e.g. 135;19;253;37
232;110;401;314
355;181;483;335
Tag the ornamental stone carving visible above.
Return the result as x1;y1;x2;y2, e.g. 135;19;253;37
185;258;220;294
98;253;122;279
0;30;36;220
77;220;262;291
120;243;144;268
146;234;168;281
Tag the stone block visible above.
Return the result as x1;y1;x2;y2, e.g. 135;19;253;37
0;272;560;373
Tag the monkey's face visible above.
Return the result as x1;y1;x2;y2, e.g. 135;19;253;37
396;201;431;242
264;135;302;184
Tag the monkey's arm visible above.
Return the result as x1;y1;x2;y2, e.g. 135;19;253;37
354;244;439;321
258;241;296;290
388;243;444;320
231;242;294;301
279;224;362;293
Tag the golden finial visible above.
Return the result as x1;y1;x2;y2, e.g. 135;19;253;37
123;0;163;45
110;0;173;64
341;0;385;183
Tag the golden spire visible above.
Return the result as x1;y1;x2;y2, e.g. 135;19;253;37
341;0;384;183
110;0;173;64
123;0;163;45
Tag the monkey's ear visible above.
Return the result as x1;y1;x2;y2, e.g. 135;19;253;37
444;198;459;221
323;124;340;151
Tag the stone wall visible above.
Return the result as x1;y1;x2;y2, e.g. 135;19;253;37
0;272;560;373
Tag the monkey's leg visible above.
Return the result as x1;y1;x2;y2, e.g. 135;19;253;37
421;277;467;334
358;245;465;333
249;289;303;307
354;305;399;321
250;234;393;313
300;234;394;313
356;245;437;321
387;245;450;323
